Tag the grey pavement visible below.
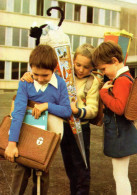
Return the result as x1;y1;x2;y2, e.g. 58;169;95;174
0;91;137;195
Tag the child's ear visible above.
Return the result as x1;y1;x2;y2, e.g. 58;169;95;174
112;57;119;64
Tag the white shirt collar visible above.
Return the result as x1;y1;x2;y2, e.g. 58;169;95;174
34;73;58;92
115;66;129;79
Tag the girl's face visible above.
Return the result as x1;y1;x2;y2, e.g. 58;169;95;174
74;54;92;79
97;63;118;80
31;66;53;85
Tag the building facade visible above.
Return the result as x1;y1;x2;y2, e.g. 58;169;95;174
0;0;137;90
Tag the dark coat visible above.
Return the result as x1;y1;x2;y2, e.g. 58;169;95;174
103;108;137;158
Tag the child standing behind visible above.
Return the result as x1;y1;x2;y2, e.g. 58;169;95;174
4;44;72;195
92;41;137;195
60;43;99;195
21;43;100;195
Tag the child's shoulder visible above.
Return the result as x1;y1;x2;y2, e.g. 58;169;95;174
55;73;66;87
91;72;102;85
54;73;66;85
115;72;133;84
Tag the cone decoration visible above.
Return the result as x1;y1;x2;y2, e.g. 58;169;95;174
104;30;133;65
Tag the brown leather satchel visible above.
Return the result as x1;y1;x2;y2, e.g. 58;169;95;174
0;98;61;172
124;77;137;121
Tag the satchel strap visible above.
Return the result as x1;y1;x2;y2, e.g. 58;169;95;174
113;74;134;84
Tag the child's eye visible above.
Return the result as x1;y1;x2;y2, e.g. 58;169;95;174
84;66;90;69
76;63;81;66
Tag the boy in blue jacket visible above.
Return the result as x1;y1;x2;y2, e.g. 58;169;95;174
4;44;72;195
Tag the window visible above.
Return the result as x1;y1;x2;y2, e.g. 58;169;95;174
0;0;6;10
14;0;21;12
20;63;28;78
37;0;44;16
12;62;19;80
86;37;92;44
99;9;105;25
13;28;20;46
58;1;65;19
22;0;29;14
93;7;99;24
14;0;29;14
66;3;73;20
87;7;93;23
12;28;28;47
80;36;86;45
0;61;4;79
74;4;81;21
105;10;110;26
112;11;117;27
93;37;98;47
0;26;5;45
73;35;80;52
21;29;28;47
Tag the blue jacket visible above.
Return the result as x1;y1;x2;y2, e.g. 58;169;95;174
9;74;72;142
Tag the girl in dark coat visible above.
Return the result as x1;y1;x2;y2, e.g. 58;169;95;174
92;41;137;195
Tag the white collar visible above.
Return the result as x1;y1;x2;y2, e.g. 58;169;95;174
34;73;58;92
115;66;129;79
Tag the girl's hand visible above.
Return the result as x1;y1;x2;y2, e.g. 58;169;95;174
71;100;79;114
102;81;114;89
32;103;48;119
4;142;18;162
20;72;34;83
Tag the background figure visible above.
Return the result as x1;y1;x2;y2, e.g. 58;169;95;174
92;40;137;195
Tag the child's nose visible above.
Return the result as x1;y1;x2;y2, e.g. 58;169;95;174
37;76;44;82
79;67;84;72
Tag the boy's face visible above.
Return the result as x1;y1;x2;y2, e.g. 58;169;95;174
97;63;118;80
31;66;53;85
74;54;93;79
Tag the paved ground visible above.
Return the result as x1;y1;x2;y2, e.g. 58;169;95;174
0;91;137;195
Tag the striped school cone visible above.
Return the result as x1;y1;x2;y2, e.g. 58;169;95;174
104;29;133;65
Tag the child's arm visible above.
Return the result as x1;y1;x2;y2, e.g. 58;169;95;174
46;79;72;118
4;142;18;162
21;72;34;83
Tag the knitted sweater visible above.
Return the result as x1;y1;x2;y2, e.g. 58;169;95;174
74;73;100;120
9;74;72;142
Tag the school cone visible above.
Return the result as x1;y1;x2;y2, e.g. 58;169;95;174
39;7;88;168
104;29;133;65
54;45;88;169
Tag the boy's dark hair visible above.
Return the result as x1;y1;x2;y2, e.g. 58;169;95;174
29;44;58;71
73;43;94;65
92;41;124;68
